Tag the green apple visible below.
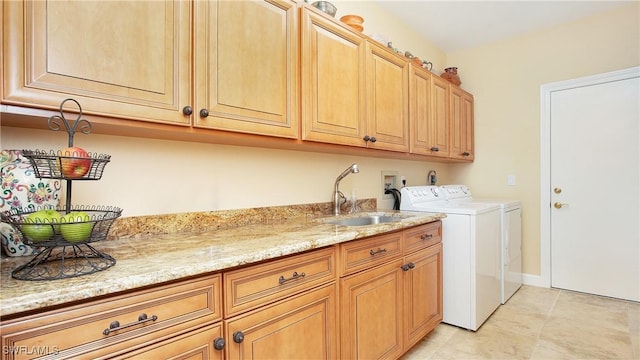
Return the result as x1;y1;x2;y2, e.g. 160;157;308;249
60;212;94;243
20;209;62;242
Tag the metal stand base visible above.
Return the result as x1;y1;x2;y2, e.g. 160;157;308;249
11;244;116;281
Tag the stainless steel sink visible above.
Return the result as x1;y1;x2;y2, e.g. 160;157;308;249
327;215;403;227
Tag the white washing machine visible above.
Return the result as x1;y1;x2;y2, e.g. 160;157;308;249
439;185;522;304
400;186;502;331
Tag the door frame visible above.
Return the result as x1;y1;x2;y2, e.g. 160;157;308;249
539;66;640;288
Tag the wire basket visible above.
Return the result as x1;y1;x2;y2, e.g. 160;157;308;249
22;149;111;180
1;205;122;280
1;205;122;247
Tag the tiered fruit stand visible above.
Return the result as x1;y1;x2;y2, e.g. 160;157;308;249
1;99;122;280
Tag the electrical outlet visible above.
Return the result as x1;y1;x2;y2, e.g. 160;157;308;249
507;174;516;186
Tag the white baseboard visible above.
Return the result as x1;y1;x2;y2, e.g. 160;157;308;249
522;273;550;288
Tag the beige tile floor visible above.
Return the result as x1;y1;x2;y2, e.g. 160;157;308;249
402;285;640;360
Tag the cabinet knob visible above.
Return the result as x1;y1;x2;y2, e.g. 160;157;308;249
363;135;371;142
401;264;410;271
462;152;470;156
199;108;209;118
430;147;440;152
233;331;245;343
213;337;226;350
182;106;193;116
369;136;377;143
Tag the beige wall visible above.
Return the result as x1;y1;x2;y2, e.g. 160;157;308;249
2;127;453;216
2;2;638;279
446;3;640;276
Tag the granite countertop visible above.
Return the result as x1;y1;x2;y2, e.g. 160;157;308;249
0;209;445;318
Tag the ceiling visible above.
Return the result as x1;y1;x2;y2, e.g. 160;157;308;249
371;1;633;52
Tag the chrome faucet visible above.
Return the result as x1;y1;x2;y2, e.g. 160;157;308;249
334;163;359;215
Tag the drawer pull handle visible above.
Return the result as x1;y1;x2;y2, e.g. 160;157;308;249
420;234;433;240
369;248;387;256
279;271;306;285
103;313;158;335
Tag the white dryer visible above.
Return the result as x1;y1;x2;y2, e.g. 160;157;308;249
400;186;501;331
439;185;522;304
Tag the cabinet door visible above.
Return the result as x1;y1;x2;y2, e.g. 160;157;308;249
461;91;475;160
300;8;367;147
409;65;432;155
450;87;474;160
112;323;224;360
226;284;337;360
194;0;299;138
450;86;463;159
340;260;404;360
2;0;191;125
429;76;451;157
403;243;443;350
365;41;409;152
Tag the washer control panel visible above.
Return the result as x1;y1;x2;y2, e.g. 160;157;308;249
400;186;443;209
439;185;472;200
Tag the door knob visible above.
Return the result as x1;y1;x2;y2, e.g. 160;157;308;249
554;202;568;209
554;188;562;194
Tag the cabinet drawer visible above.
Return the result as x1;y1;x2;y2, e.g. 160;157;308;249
339;231;403;276
403;221;442;254
224;246;336;316
112;322;224;360
0;274;221;360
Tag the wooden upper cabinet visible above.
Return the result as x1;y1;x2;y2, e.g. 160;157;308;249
300;7;367;147
2;0;192;125
194;0;299;138
450;86;474;160
461;90;475;160
429;75;452;158
365;41;409;152
409;65;432;155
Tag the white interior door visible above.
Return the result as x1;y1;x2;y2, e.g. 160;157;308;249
549;70;639;302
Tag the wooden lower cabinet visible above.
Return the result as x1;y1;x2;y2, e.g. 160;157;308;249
340;259;405;360
225;283;337;360
339;222;443;360
0;274;222;360
0;223;441;360
403;243;443;350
